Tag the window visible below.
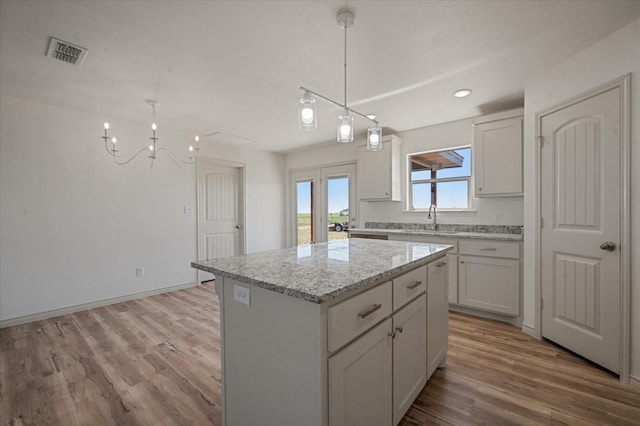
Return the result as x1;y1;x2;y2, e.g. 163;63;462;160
409;147;471;210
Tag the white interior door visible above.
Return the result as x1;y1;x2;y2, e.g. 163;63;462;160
197;158;244;283
540;85;622;373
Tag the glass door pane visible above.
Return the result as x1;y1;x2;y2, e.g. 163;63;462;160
296;180;314;245
327;176;350;241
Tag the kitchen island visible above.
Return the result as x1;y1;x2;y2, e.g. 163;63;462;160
192;238;452;426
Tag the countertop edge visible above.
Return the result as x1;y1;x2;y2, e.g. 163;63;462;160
191;246;451;304
348;228;524;241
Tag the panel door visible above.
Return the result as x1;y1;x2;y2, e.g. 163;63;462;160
540;85;622;373
392;295;427;425
197;159;243;282
329;318;392;426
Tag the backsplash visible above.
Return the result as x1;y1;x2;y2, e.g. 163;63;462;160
364;222;523;235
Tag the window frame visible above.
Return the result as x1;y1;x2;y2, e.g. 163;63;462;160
407;145;472;211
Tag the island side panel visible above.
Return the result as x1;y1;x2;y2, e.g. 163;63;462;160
220;276;326;426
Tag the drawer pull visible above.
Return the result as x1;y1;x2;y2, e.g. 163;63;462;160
436;261;447;267
407;280;422;290
479;247;497;251
358;303;382;319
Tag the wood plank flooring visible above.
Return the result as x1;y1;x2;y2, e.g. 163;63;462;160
1;283;639;425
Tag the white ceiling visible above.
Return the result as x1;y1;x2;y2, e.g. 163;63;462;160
1;1;639;153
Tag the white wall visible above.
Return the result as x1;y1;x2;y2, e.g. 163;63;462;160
523;18;640;379
0;96;286;323
286;117;524;228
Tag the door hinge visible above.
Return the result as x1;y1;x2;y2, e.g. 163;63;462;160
540;299;544;310
540;217;543;228
535;135;544;145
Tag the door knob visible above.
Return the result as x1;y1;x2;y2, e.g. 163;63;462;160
599;242;616;251
236;224;243;229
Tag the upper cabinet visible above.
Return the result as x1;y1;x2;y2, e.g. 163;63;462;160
358;135;402;201
473;109;523;197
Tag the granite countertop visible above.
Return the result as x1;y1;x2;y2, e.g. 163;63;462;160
191;239;452;304
349;227;524;242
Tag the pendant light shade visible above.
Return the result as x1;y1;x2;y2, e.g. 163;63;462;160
298;91;317;130
337;110;353;143
367;126;382;151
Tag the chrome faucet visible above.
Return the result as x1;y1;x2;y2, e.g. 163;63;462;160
428;204;437;230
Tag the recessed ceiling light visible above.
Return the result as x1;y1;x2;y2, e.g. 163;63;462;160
454;89;472;98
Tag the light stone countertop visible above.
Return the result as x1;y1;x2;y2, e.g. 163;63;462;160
348;227;524;242
191;239;452;304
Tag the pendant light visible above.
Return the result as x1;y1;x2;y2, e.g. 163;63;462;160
298;8;382;150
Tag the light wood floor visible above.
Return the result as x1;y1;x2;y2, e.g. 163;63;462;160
1;283;639;425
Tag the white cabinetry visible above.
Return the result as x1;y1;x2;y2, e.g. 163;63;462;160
329;265;435;426
473;109;523;197
458;240;520;316
329;318;393;426
427;259;448;378
358;135;401;201
388;235;458;304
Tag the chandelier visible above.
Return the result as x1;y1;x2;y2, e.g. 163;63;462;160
298;8;382;151
100;100;199;168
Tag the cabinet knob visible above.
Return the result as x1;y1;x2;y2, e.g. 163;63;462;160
478;188;483;191
388;331;396;338
460;261;465;264
395;326;403;333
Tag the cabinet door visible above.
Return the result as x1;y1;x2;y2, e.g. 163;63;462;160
358;137;400;201
474;117;523;197
458;255;520;315
329;318;392;426
392;295;427;425
427;259;449;378
447;254;458;304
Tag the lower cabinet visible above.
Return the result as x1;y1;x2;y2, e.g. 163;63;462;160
392;296;427;425
329;276;433;425
427;259;448;378
458;255;520;315
329;318;393;426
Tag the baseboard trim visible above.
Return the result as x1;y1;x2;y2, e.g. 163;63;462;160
630;376;640;391
448;304;523;328
521;323;539;339
0;282;198;329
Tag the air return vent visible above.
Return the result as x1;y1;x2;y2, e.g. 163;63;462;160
46;37;88;66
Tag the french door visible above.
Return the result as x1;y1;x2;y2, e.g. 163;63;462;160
290;164;356;246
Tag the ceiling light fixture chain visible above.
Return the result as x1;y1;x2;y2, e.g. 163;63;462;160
99;100;200;169
298;7;383;151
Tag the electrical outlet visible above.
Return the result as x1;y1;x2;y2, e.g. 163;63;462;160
136;267;144;277
234;284;250;306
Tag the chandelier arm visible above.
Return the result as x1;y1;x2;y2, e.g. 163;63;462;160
156;147;193;167
110;146;149;166
299;87;379;126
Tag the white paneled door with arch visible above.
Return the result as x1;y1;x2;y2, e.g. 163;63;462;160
539;83;623;374
197;158;244;283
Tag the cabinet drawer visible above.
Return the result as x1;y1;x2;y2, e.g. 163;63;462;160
328;281;392;352
393;265;427;311
458;240;519;259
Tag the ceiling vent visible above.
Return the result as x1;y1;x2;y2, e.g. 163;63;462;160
46;37;88;66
